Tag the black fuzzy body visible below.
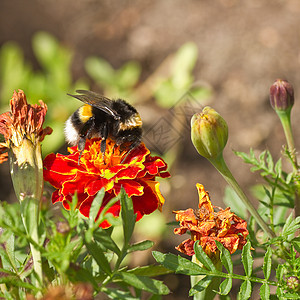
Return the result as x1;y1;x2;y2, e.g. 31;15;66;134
65;91;142;157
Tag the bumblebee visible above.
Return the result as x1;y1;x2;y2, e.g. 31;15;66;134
64;90;142;161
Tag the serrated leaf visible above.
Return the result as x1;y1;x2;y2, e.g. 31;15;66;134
85;241;111;275
286;172;293;184
266;151;274;173
259;151;266;163
189;275;213;296
260;283;270;300
152;251;208;276
218;278;232;295
234;151;253;164
119;272;169;295
93;229;120;256
275;159;282;177
238;280;252;300
215;241;233;273
129;265;173;276
282;214;300;236
263;247;272;280
128;240;154;252
276;264;284;282
241;241;253;277
104;288;139;300
120;189;136;245
281;292;300;299
194;241;216;271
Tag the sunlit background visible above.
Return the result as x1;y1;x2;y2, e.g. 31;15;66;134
1;1;300;298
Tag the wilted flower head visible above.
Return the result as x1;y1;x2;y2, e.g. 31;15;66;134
174;183;248;257
44;139;170;228
269;79;294;112
191;107;228;160
0;90;52;165
0;90;52;202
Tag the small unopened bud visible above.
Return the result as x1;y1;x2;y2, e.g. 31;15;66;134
56;221;70;235
191;107;228;159
287;276;300;290
269;79;294;111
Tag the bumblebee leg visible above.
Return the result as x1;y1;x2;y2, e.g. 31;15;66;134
121;141;140;163
100;123;109;164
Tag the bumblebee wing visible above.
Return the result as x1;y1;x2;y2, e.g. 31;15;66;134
68;90;120;120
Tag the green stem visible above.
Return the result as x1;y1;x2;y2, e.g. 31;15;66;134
276;110;297;170
276;110;300;217
209;154;276;239
191;255;222;300
20;198;43;297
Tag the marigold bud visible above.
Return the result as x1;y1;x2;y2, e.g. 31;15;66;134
269;79;294;111
287;276;300;290
191;107;228;159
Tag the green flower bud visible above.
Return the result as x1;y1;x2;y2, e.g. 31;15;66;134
191;107;228;159
269;79;294;111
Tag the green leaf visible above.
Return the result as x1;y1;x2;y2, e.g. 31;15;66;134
129;265;173;277
281;293;300;299
189;275;213;296
20;197;39;237
215;241;233;273
282;214;300;236
276;264;284;282
263;247;272;280
274;159;282;177
119;272;170;295
85;56;114;85
266;151;274;173
67;264;99;290
219;278;232;296
152;251;208;276
103;287;139;300
120;189;136;245
260;283;270;300
85;240;111;275
93;229;121;256
117;61;141;88
194;241;216;272
234;150;253;164
238;280;252;300
241;241;253;276
223;186;247;220
128;240;154;252
89;189;105;225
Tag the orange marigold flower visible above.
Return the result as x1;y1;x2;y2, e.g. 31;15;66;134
43;139;170;228
174;183;248;257
0;90;52;164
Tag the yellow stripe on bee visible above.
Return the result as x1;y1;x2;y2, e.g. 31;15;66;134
119;113;142;130
79;105;93;123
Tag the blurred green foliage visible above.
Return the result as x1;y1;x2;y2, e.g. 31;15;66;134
85;56;141;99
0;31;211;157
0;32;88;154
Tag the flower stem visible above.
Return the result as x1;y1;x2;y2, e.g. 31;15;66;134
276;109;298;171
276;109;300;217
209;154;276;239
191;255;221;300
